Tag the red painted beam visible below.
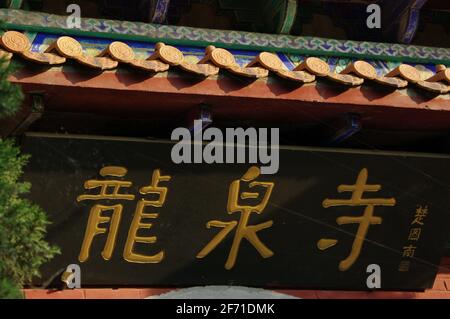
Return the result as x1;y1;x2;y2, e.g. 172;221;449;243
8;67;450;132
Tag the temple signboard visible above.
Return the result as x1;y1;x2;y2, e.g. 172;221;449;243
22;133;450;290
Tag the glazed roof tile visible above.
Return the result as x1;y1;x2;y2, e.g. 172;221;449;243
1;31;449;96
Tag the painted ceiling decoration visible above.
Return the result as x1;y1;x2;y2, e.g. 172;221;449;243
213;0;299;34
100;0;172;24
379;0;428;44
71;0;300;34
7;0;173;23
6;0;448;45
318;0;432;44
151;0;171;24
1;30;449;96
0;8;449;65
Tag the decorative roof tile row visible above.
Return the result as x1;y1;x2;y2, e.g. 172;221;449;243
1;9;449;63
1;31;449;95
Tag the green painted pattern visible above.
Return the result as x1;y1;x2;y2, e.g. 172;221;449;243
277;0;298;34
23;31;37;43
0;9;449;64
7;0;23;9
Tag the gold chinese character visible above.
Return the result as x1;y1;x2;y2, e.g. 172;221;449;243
317;168;396;271
408;228;421;241
77;166;135;262
77;166;135;201
398;260;410;272
411;206;428;226
402;245;416;258
197;166;274;270
124;169;171;263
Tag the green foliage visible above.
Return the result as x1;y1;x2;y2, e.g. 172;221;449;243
0;139;60;285
0;278;23;299
0;58;24;119
0;57;59;298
